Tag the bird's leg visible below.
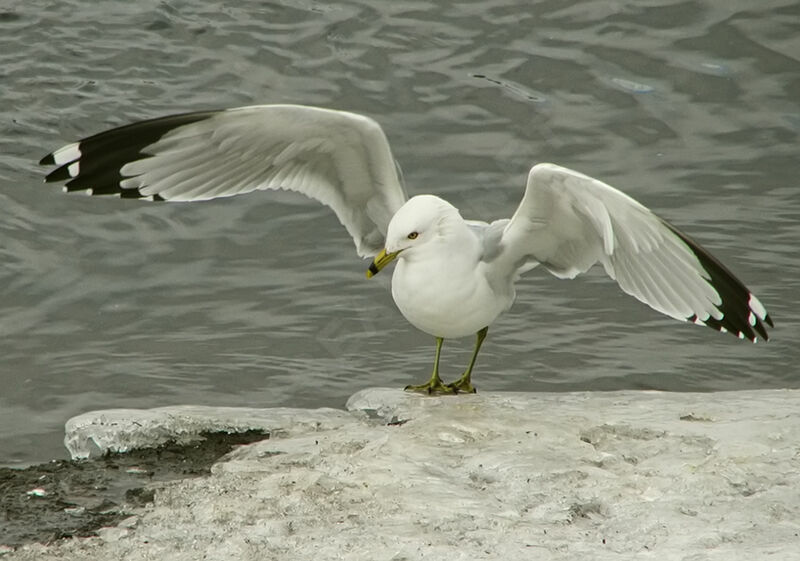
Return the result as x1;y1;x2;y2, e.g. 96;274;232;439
404;337;456;395
446;326;488;394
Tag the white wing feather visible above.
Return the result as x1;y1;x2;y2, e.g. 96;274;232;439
44;105;408;257
501;163;726;324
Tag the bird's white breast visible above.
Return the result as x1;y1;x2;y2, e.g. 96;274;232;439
390;253;511;339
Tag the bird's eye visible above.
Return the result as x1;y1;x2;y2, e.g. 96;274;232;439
407;232;418;240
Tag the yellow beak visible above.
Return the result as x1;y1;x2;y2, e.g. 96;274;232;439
366;248;400;278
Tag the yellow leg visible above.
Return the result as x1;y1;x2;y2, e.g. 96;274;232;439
446;326;488;394
404;337;456;395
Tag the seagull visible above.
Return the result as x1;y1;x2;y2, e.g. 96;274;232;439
39;104;773;394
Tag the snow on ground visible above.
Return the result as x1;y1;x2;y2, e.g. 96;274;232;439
8;388;800;560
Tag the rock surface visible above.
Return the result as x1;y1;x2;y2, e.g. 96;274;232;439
6;389;800;560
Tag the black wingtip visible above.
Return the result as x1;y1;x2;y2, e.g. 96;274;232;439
669;222;773;343
38;109;219;198
754;311;772;342
44;165;73;183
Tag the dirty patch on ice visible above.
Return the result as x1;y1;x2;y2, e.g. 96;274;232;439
0;430;266;549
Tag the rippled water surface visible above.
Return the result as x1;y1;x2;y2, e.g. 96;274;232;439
1;0;798;465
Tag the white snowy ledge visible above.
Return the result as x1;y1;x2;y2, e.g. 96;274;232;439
13;389;800;560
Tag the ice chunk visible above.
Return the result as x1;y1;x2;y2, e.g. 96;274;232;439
17;388;800;561
64;405;353;459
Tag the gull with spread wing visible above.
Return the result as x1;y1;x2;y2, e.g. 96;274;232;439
40;104;772;394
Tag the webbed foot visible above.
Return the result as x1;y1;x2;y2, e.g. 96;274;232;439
446;376;477;394
404;377;457;395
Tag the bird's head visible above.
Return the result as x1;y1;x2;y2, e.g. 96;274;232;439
366;195;461;278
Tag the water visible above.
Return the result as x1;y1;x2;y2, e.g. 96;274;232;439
1;0;798;466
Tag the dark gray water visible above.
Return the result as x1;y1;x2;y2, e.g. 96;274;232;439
1;0;798;466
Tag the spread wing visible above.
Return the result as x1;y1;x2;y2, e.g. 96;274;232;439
500;163;772;341
40;104;408;257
